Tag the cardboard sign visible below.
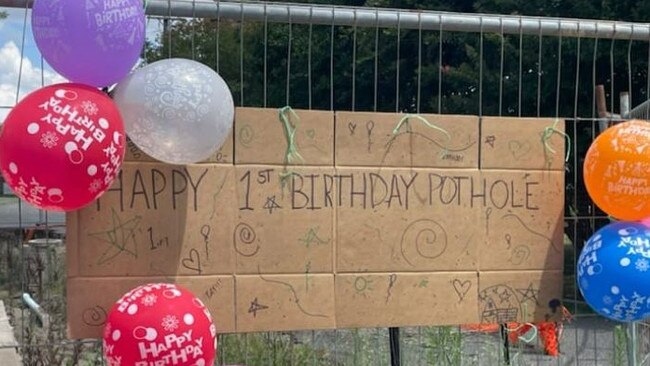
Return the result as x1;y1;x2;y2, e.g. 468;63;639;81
234;108;334;166
481;117;566;171
336;112;479;168
67;111;564;337
124;130;234;164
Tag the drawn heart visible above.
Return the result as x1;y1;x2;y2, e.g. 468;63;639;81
182;249;202;274
348;122;357;135
508;140;531;160
452;279;471;301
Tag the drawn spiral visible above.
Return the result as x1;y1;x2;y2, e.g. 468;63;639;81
238;125;254;147
234;223;260;257
400;219;447;267
82;306;107;327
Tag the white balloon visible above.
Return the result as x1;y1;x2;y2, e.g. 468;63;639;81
112;58;234;164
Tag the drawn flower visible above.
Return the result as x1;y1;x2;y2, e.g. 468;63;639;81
82;100;99;116
40;131;59;149
88;179;103;193
636;258;649;272
161;315;179;332
141;294;157;307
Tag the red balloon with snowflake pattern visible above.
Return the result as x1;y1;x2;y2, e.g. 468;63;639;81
0;83;125;211
103;283;217;366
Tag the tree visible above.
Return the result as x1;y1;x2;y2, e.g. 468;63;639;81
145;0;649;118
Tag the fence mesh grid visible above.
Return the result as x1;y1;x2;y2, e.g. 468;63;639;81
1;1;649;364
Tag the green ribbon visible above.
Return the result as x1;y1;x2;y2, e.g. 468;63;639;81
392;114;452;157
542;119;571;163
393;114;451;139
278;106;304;188
278;106;305;165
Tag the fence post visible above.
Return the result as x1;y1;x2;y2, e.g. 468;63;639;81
500;324;511;365
619;91;637;366
389;327;401;366
628;322;638;366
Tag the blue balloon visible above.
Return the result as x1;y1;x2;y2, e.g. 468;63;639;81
578;221;650;322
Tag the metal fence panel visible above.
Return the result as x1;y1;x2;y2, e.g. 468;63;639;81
0;1;648;365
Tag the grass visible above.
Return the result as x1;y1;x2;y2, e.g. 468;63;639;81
218;333;332;366
423;326;462;365
613;325;628;366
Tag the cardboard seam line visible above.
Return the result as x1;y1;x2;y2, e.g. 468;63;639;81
120;162;564;171
67;267;563;278
477;115;483;171
232;273;238;331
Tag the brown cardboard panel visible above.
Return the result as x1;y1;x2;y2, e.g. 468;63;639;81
234;166;334;274
67;110;567;338
335;272;479;328
481;117;566;170
336;168;480;272
335;112;479;168
67;276;235;339
234;108;334;166
70;163;235;276
124;129;234;164
235;274;335;332
479;170;565;271
66;211;81;278
478;270;563;323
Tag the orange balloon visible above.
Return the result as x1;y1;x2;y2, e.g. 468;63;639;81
584;120;650;221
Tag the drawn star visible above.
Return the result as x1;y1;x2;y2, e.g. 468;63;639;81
248;297;269;318
298;227;330;248
499;290;512;304
484;135;496;148
88;208;142;265
262;195;282;214
517;283;540;305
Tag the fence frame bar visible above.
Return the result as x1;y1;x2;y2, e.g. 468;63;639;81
2;0;650;40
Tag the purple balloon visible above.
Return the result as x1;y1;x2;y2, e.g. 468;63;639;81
32;0;145;87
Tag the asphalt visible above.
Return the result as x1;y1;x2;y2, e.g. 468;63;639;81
0;301;21;366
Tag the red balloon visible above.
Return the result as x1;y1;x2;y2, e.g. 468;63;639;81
0;83;125;211
103;283;217;366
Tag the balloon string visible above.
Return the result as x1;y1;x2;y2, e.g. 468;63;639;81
542;118;571;163
392;114;451;157
278;106;304;185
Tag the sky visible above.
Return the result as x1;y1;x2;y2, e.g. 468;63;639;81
0;7;65;123
0;6;162;123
